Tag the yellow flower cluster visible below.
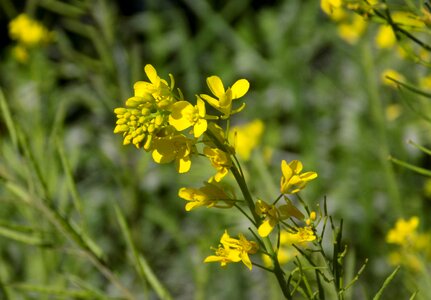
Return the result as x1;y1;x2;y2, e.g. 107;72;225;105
386;216;431;271
115;64;319;271
8;14;52;62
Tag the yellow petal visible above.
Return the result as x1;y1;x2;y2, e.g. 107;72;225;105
240;253;253;270
258;219;274;237
193;119;207;138
197;97;206;117
169;101;194;131
200;94;220;109
144;64;159;84
289;160;303;173
207;76;225;98
231;79;250;99
177;156;191;173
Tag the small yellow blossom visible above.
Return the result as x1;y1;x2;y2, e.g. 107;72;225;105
386;216;419;245
204;231;258;270
11;45;28;63
203;147;232;182
134;64;176;109
229;119;264;161
200;76;249;118
385;104;402;121
320;0;346;21
375;25;396;49
169;97;207;137
152;134;195;173
280;160;318;194
178;181;234;211
337;14;367;44
255;199;302;237
381;69;405;88
9;14;51;46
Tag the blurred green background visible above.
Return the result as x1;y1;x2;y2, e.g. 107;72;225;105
0;0;430;299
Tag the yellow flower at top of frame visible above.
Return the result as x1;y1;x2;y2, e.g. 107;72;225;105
337;14;367;44
229;119;264;161
280;160;317;194
320;0;347;21
203;147;232;182
178;180;234;211
375;25;396;49
151;134;194;173
200;76;249;119
381;69;405;88
386;216;419;246
169;97;207;137
134;64;176;109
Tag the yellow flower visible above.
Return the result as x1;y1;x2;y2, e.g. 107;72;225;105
169;97;207;137
320;0;346;21
204;231;258;270
386;216;419;245
200;76;249;118
287;227;316;243
420;75;431;91
203;147;232;182
229;119;264;161
255;199;302;237
375;25;396;49
381;69;405;88
280;160;318;194
134;64;176;109
114;65;177;148
337;14;367;44
9;14;51;46
385;104;402;121
151;134;195;173
12;45;28;63
178;181;234;211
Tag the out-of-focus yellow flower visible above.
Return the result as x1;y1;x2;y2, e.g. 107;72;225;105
320;0;346;21
203;147;232;182
178;181;234;211
386;216;419;245
375;25;396;49
337;14;367;44
420;75;431;91
169;98;207;137
11;45;28;63
391;11;425;29
151;134;194;173
280;160;317;194
229;119;264;161
381;69;405;88
385;104;402;121
9;14;51;46
204;230;258;270
200;76;249;119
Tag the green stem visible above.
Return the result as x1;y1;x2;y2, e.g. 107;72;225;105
362;43;402;215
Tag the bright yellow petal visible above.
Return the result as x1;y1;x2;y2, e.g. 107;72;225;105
193;119;207;138
300;171;318;182
200;94;220;109
169;101;194;131
207;76;225;98
231;79;250;99
177;156;191;173
289;160;303;173
258;219;274;237
178;187;193;200
144;64;159;85
197;97;206;117
240;252;253;270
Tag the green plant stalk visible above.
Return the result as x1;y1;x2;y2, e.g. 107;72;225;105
362;44;402;215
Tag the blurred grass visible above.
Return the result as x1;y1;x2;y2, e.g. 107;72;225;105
0;0;430;299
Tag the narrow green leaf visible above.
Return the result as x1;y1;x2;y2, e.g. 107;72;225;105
389;156;431;177
10;283;109;299
372;266;400;300
0;225;49;246
115;205;172;300
0;89;18;149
